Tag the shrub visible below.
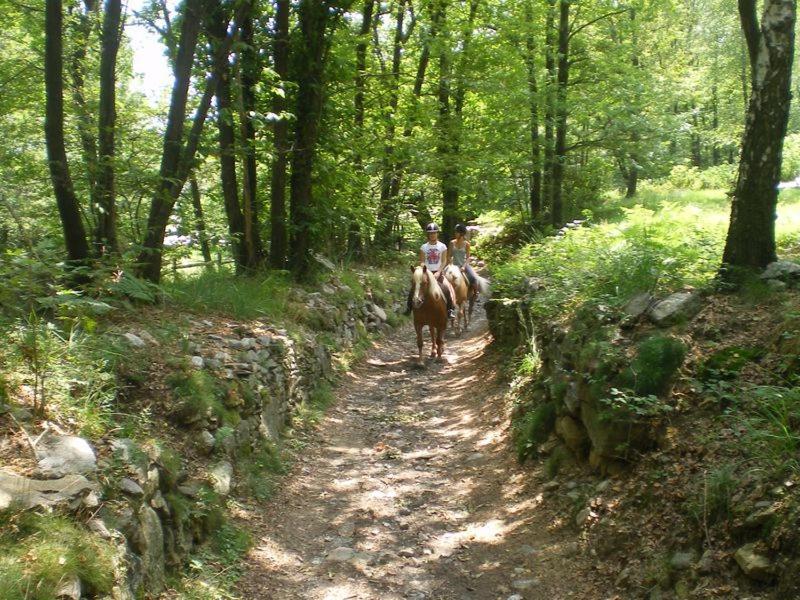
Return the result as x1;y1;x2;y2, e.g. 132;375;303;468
513;400;557;462
620;335;688;396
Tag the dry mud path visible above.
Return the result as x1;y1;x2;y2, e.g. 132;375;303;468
236;310;598;600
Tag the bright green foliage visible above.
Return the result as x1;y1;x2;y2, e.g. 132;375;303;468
698;346;766;381
0;511;117;599
620;335;687;396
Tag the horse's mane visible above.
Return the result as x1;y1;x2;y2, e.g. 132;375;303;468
414;266;442;301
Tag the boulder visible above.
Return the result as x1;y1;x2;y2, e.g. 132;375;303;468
734;543;774;582
580;398;657;463
623;293;654;319
209;461;233;496
370;303;388;322
35;433;96;478
131;506;165;594
647;292;702;327
0;469;96;510
760;260;800;281
119;478;145;497
555;415;589;456
669;550;696;571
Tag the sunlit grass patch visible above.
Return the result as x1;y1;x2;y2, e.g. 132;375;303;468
0;511;117;600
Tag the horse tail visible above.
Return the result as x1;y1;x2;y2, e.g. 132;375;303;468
475;275;491;298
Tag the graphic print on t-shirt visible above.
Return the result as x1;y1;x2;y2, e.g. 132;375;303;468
422;241;446;272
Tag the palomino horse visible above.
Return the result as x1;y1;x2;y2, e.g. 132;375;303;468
444;264;469;334
410;265;447;362
468;270;491;321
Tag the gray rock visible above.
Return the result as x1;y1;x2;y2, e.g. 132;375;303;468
507;596;524;600
190;356;204;369
120;478;144;497
371;304;388;322
595;480;611;493
648;292;702;327
555;415;588;455
734;543;774;581
669;550;696;571
88;518;114;539
0;469;96;510
133;506;165;594
123;333;146;348
209;461;233;496
326;546;356;562
35;433;96;478
398;547;416;558
696;549;714;574
198;430;216;455
624;292;655;318
760;260;800;280
56;576;81;599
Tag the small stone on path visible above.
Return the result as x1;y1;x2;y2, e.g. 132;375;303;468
326;546;356;562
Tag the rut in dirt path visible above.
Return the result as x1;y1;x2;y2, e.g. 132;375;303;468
235;311;596;600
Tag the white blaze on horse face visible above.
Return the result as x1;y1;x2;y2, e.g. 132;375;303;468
412;267;426;308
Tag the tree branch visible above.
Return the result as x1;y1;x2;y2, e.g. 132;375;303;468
738;0;759;79
569;8;627;40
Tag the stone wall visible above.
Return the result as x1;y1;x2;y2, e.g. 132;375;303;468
1;278;405;599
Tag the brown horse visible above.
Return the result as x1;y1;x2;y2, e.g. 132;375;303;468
444;264;469;334
410;265;447;362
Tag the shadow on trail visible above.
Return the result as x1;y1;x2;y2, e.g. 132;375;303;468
235;310;594;600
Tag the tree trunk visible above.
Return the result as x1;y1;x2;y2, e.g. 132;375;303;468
209;2;249;274
375;0;405;245
136;0;203;282
67;0;99;229
550;0;570;228
94;0;123;256
350;0;376;254
189;175;213;265
523;0;542;219
45;0;91;270
269;0;290;269
289;0;331;279
722;0;796;272
625;159;638;198
237;0;265;269
543;0;557;214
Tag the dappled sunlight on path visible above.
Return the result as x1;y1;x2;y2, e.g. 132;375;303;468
236;309;594;599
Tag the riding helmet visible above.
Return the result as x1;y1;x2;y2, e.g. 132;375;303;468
425;222;439;233
455;223;467;234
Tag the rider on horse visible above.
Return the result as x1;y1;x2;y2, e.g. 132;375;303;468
406;223;456;319
449;223;478;289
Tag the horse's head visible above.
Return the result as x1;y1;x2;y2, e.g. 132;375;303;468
410;265;428;310
444;264;460;284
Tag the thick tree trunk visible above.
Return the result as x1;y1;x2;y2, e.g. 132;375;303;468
269;0;290;269
375;0;406;245
189;175;213;265
550;0;570;228
722;0;796;271
67;0;100;227
94;0;123;255
237;1;265;269
289;0;331;279
351;0;376;254
523;0;542;219
136;0;202;282
209;3;249;274
45;0;91;269
625;159;638;198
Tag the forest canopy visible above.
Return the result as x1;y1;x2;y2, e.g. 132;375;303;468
1;0;798;286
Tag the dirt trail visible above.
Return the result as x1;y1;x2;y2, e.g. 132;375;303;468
236;311;598;600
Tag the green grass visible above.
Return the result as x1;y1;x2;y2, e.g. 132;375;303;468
168;370;240;427
0;511;117;600
513;400;557;462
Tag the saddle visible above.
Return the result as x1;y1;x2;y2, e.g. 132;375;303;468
435;271;455;300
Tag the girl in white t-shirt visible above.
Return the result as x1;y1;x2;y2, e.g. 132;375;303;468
405;223;456;318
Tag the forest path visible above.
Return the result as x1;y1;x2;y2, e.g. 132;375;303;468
235;309;597;600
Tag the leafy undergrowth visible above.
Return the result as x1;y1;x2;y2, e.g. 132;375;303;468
488;188;800;597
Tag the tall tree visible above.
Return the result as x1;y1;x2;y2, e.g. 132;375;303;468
722;0;797;271
269;0;290;269
522;0;542;218
236;0;265;268
45;0;91;269
94;0;123;255
289;0;349;278
550;0;570;227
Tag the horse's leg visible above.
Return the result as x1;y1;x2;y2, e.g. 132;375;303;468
468;286;477;321
416;323;423;363
429;325;437;358
436;326;444;359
